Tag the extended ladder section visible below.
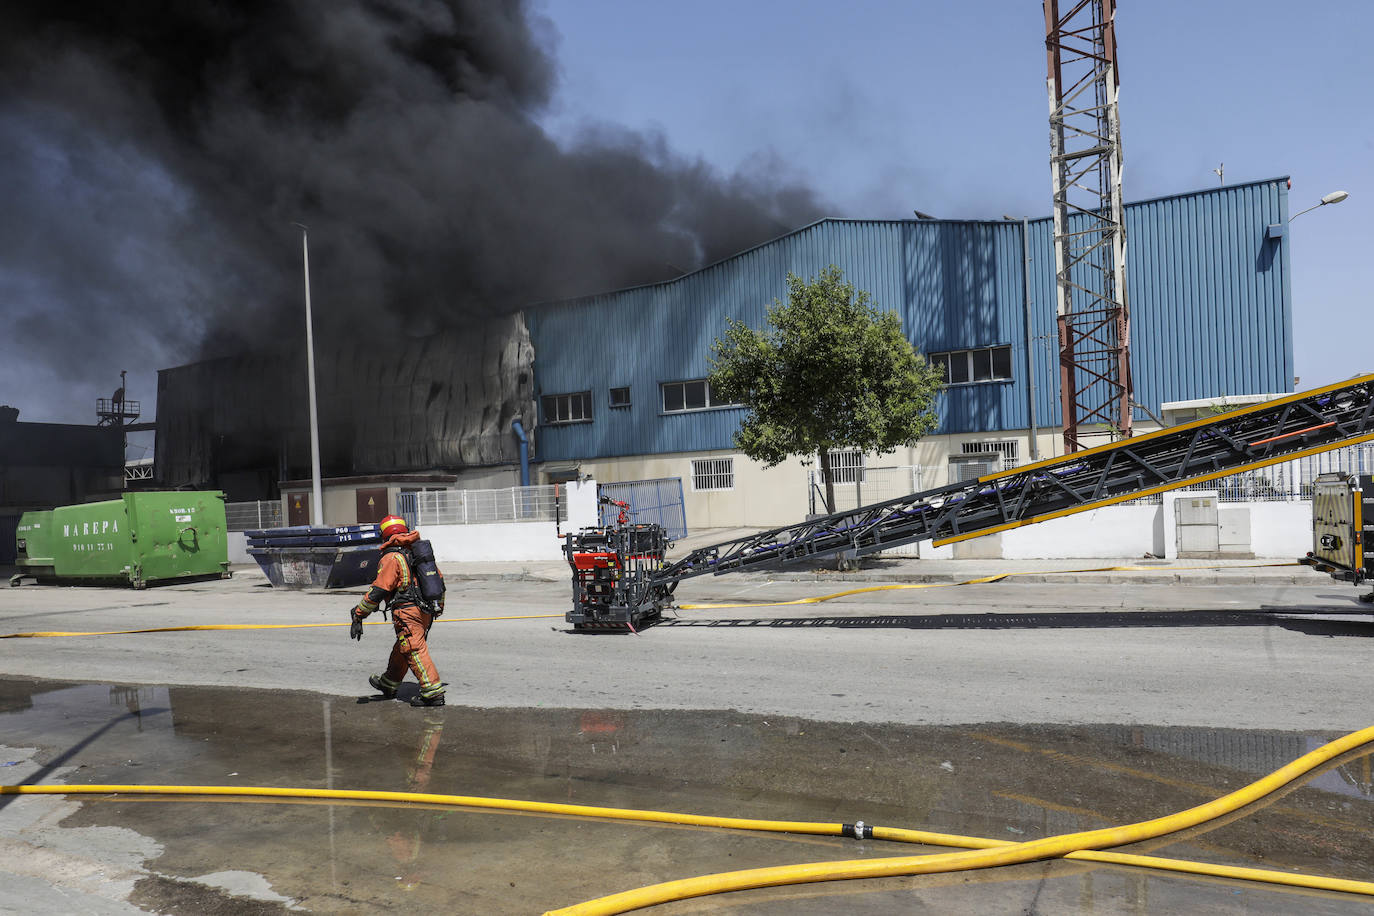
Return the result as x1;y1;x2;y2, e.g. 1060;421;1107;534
654;373;1374;584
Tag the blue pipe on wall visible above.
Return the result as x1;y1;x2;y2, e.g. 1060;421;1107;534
511;418;530;487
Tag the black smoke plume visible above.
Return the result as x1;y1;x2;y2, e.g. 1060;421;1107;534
0;1;826;407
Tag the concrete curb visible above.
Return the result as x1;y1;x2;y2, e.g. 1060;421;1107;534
440;566;1329;587
228;561;1329;588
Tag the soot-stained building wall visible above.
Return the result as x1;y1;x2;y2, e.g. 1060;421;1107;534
155;314;535;499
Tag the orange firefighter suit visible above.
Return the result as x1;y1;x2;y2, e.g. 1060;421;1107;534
352;521;445;706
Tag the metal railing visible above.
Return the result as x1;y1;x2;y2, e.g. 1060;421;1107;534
225;500;285;531
124;460;154;483
96;397;140;421
802;444;1374;515
397;484;568;527
808;466;943;514
1124;443;1374;504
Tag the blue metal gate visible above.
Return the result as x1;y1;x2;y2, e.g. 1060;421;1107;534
598;478;687;541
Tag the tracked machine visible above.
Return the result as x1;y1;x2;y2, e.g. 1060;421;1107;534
563;373;1374;631
1298;472;1374;602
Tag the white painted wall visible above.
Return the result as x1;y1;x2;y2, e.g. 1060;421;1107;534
426;520;568;562
1000;504;1164;558
1248;501;1313;558
886;499;1312;561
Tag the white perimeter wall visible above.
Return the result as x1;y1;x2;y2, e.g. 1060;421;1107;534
1001;504;1165;559
1247;501;1314;558
921;500;1312;560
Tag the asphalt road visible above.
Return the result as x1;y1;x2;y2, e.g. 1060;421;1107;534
3;568;1371;732
4;568;1374;915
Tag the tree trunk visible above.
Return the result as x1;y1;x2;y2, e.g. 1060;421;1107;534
818;447;837;515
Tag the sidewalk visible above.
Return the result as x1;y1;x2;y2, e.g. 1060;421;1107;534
13;554;1328;591
346;555;1328;587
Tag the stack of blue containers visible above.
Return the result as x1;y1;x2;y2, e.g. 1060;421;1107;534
245;524;386;589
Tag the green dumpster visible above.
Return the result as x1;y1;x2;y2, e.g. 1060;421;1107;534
11;492;231;588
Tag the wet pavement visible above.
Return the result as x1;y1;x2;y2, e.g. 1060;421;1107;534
1;678;1372;914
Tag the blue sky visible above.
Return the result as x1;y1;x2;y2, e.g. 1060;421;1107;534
536;0;1372;390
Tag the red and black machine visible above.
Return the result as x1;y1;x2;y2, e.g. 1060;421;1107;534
563;497;676;631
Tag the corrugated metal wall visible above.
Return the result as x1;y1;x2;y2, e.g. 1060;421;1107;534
528;178;1292;462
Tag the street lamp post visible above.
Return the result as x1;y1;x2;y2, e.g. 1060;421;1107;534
1003;215;1040;461
1290;190;1349;221
295;223;324;527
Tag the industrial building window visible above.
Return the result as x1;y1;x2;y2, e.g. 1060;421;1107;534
692;457;734;491
949;455;999;482
825;449;865;483
961;440;1019;470
931;346;1013;385
661;378;739;413
609;386;631;408
541;391;593;425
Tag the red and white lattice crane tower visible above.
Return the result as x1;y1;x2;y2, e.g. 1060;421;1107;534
1044;0;1132;452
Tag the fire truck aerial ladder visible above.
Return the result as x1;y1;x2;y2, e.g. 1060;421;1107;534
564;373;1374;630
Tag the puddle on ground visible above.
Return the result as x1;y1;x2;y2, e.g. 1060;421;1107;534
0;678;1371;914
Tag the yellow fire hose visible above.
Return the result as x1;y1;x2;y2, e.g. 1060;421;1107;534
543;724;1374;914
2;725;1372;912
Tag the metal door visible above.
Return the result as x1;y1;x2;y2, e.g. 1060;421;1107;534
287;493;310;527
356;487;389;524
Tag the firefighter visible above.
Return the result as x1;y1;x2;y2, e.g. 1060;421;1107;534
350;515;446;707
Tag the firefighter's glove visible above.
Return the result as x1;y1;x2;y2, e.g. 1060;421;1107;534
350;610;365;641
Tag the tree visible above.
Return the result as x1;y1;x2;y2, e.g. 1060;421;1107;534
708;265;944;514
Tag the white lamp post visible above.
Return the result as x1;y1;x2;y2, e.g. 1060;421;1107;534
1290;190;1349;221
295;223;324;527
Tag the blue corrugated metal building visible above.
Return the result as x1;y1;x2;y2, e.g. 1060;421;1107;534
526;178;1292;465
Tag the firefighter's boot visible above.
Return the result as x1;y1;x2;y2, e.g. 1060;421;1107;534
369;674;400;699
410;687;445;707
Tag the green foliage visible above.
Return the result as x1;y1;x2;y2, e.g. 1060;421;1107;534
708;265;943;502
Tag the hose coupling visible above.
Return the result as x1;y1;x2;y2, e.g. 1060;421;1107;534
842;821;872;840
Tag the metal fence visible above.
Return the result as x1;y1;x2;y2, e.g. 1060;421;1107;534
801;444;1374;514
225;500;284;531
1124;443;1374;504
397;484;567;527
808;466;943;514
598;478;688;541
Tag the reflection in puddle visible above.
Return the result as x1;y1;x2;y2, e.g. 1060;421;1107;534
0;678;1371;914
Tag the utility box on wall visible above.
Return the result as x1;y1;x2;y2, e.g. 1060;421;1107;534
1176;496;1220;557
1175;494;1254;559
